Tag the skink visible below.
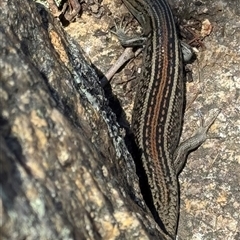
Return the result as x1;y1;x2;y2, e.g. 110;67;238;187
116;0;218;239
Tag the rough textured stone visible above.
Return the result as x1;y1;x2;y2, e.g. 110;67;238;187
0;0;166;239
1;0;240;239
56;0;240;239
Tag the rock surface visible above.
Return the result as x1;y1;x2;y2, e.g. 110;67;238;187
0;0;167;239
60;0;240;239
1;0;240;239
